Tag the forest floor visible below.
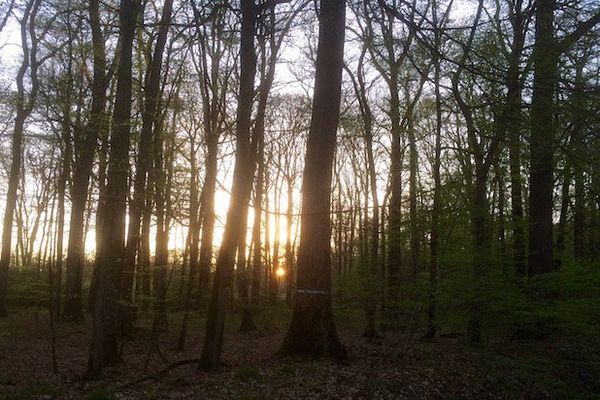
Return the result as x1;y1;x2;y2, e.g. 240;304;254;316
1;302;599;400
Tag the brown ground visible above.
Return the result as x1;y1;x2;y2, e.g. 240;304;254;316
0;307;584;399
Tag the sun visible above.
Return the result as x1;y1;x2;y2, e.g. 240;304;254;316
275;266;286;278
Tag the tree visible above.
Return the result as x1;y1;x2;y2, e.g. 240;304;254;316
426;0;447;338
63;0;109;320
345;46;380;337
121;0;174;331
503;0;528;277
0;0;43;317
199;0;258;370
192;2;231;307
528;0;600;275
87;0;142;377
279;0;347;359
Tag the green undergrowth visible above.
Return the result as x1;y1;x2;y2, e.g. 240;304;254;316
86;386;116;400
0;383;63;400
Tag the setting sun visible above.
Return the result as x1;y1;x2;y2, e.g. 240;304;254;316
275;267;286;278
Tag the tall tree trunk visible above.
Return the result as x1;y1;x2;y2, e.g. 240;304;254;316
284;178;294;307
64;0;108;320
264;171;272;295
0;0;41;317
495;166;507;268
122;0;173;330
138;199;152;308
572;63;586;260
176;137;201;350
187;138;201;304
427;0;443;338
239;5;284;325
87;0;141;377
346;48;379;337
199;0;257;370
450;0;490;344
272;179;281;300
556;160;571;265
153;108;177;332
194;9;228;306
237;210;255;331
573;160;585;259
387;75;403;320
528;0;558;276
590;155;600;259
88;112;110;313
250;141;264;305
196;135;218;306
280;0;347;359
502;0;527;278
468;169;489;343
55;99;72;315
528;1;600;274
407;110;419;282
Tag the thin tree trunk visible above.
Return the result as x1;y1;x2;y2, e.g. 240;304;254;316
88;78;114;313
0;0;42;317
495;166;507;268
502;0;527;277
199;0;257;370
407;108;419;282
55;100;72;315
427;0;443;338
63;0;108;320
153;107;177;332
196;136;218;306
122;0;173;330
572;63;586;260
250;136;264;305
284;178;294;307
346;49;379;337
556;161;571;266
176;137;201;351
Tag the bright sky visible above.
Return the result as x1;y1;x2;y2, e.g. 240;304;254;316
0;0;479;262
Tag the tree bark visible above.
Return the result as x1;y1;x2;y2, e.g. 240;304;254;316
122;0;173;331
528;0;558;276
279;0;347;359
153;107;177;332
194;10;228;307
555;159;571;266
63;0;108;320
346;48;379;337
505;3;526;276
250;140;264;305
572;63;586;260
87;0;141;377
55;92;72;315
199;0;257;370
0;0;42;317
427;0;443;338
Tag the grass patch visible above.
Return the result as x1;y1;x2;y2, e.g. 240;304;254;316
235;365;262;382
0;383;63;400
278;364;296;376
87;387;116;400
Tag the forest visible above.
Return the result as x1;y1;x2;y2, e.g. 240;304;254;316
0;0;599;398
